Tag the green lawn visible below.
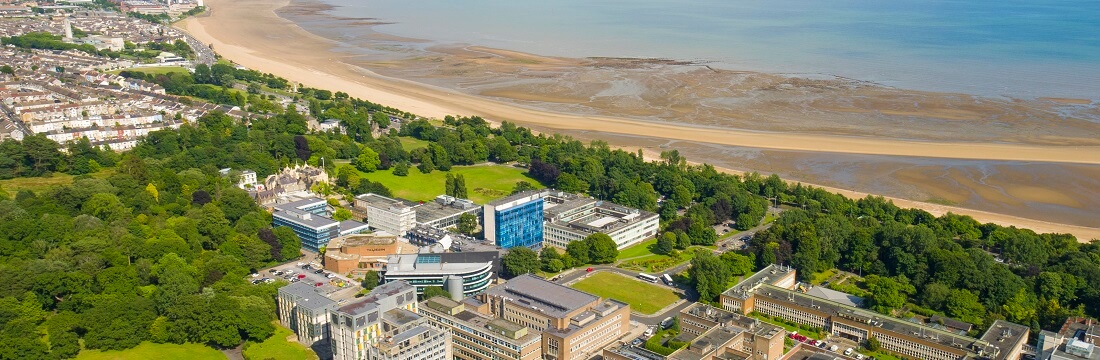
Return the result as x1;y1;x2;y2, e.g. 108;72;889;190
617;238;659;260
807;269;838;285
360;164;542;204
108;66;190;75
243;323;318;360
0;168;114;196
76;342;226;360
570;272;680;315
397;136;431;150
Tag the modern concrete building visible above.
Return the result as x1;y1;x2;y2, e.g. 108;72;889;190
381;252;499;298
483;191;545;249
479;274;631;360
674;303;785;360
541;190;659;250
419;296;543;360
328;281;450;360
277;282;338;355
356;193;418;236
719;265;1029;360
415;195;482;230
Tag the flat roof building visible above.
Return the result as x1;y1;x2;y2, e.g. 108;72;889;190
419;296;543;360
415;195;482;230
542;190;659;250
484;191;545;249
719;265;1029;360
328;281;450;360
323;233;420;275
356;193;418;236
478;274;631;360
278;282;338;355
381;251;499;299
273;196;369;252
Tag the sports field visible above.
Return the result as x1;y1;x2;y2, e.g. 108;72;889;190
360;164;542;204
570;272;680;314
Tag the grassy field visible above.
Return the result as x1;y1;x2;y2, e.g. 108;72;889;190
76;342;226;360
0;168;114;196
570;272;680;314
807;269;838;285
360;164;542;204
108;66;190;75
243;323;318;360
617;238;659;260
397;136;430;150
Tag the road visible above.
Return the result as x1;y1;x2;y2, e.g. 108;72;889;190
172;27;216;66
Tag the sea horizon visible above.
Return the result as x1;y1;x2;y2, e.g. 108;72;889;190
292;0;1100;100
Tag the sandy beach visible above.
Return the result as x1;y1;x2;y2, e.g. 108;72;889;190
176;0;1100;240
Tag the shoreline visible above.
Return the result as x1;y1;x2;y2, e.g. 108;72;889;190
175;0;1100;241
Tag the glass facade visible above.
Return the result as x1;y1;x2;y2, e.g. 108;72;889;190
493;199;544;249
273;215;339;252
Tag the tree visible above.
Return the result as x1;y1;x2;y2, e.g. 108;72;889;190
864;275;914;315
656;233;675;255
676;232;691;250
720;252;755;276
541;247;564;272
566;240;591;265
355;147;381;172
454;174;468;199
445;173;456;197
456;212;477;235
511;181;536;194
423;286;450;299
865;337;881;352
273;226;301;261
501;247;539;278
332;207;353;221
586;233;619;264
945;289;986;326
293;135;311;161
83;193;130;222
393;162;409;176
361;271;380;290
372;111;390;128
689;250;731;301
418;155;435;174
0;65;13;75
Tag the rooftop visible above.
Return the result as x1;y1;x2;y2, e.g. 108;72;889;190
415;195;479;223
356;193;417;210
274;209;337;229
485;274;599;319
722;264;795;299
384;251;499;276
279;281;337;311
335;281;413;316
486;189;544;207
273;196;327;212
804;286;865;308
421;297;540;345
979;320;1030;360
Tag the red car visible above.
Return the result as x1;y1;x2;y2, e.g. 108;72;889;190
315;282;323;287
586;267;593;272
297;274;306;279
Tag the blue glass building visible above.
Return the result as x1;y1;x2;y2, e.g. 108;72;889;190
272;197;368;252
483;191;545;249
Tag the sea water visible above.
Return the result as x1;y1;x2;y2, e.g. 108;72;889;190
312;0;1100;99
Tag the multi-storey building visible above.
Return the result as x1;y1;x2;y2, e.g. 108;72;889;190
541;190;659;250
478;274;631;360
414;195;482;230
419;296;543;360
328;281;450;360
323;233;420;275
483;191;545;249
380;252;498;298
676;303;785;360
1037;318;1100;360
719;265;1029;360
273;197;369;252
355;193;418;236
277;282;337;352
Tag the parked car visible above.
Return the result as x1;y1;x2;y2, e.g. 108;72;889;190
844;348;854;356
830;345;838;352
297;274;306;279
314;269;325;274
315;282;323;287
644;327;655;337
267;269;278;273
296;262;305;266
818;342;827;348
631;338;643;346
856;354;865;360
326;273;337;279
250;273;260;278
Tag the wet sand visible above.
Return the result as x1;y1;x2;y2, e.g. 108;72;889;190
176;0;1100;240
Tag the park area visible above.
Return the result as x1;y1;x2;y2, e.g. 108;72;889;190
242;323;318;360
570;272;681;315
360;164;542;204
75;342;226;360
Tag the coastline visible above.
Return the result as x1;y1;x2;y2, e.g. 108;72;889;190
175;0;1100;241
